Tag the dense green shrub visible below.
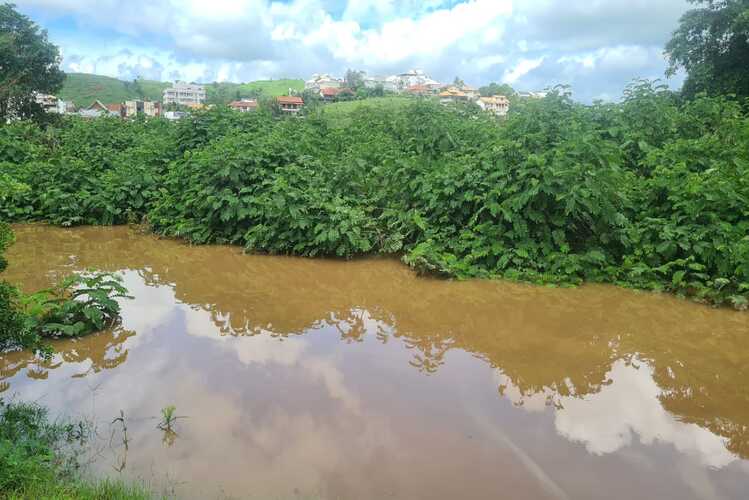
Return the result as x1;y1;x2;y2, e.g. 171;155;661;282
1;85;748;308
0;117;178;225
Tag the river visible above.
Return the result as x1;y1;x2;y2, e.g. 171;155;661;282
1;224;748;500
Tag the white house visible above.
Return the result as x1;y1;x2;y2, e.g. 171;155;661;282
305;74;343;91
387;70;441;93
518;91;548;99
34;93;73;114
362;75;397;93
478;95;510;117
164;111;188;121
163;82;206;106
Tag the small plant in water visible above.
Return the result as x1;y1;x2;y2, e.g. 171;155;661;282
158;405;180;447
158;405;177;431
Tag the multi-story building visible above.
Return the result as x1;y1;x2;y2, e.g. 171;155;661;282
478;95;510;116
438;87;470;104
363;75;397;93
34;93;73;114
122;100;161;118
34;93;58;113
387;70;441;93
163;82;206;106
143;101;160;117
305;74;343;92
276;96;304;114
461;85;480;100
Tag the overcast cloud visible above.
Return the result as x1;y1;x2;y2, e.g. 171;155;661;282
15;0;691;101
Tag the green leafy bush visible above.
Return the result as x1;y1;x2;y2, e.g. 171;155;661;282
0;222;131;352
22;272;131;338
1;83;748;308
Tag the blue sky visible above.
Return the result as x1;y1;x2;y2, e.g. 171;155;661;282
15;0;691;101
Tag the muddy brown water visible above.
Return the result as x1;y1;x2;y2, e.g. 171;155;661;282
2;225;748;500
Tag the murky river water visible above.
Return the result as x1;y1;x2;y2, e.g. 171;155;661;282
2;225;748;500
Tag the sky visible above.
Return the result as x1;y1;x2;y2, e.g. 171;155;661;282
15;0;692;102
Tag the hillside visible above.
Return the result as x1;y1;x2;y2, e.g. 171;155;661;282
59;73;168;107
321;97;412;127
203;79;305;102
59;73;305;107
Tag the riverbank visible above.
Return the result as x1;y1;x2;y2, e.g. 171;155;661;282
2;89;747;308
0;400;154;500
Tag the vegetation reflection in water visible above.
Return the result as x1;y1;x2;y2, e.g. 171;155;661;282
1;225;748;499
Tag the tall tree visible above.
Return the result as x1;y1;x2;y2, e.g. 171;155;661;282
665;0;749;99
344;69;365;91
479;82;515;97
0;3;64;122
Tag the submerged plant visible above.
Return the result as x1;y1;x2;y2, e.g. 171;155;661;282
158;405;177;431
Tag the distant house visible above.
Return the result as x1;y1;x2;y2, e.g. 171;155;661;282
124;100;161;118
78;100;108;118
363;75;397;93
164;111;188;121
163;82;206;106
143;101;161;117
406;84;431;96
87;100;108;112
276;96;304;114
107;103;125;117
228;99;258;112
461;85;480;100
518;91;547;99
80;100;124;118
305;74;343;92
438;87;470;104
319;87;354;102
388;69;441;93
78;110;102;119
478;95;510;117
34;93;71;114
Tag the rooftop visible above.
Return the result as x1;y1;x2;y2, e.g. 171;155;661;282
229;99;257;108
277;96;304;105
479;95;510;105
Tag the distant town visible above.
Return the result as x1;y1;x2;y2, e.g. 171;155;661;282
34;69;547;121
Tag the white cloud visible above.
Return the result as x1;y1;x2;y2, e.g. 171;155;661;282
503;57;544;83
505;359;737;469
15;0;692;100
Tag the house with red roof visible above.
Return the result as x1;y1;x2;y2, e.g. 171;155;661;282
276;95;304;114
229;99;258;112
319;87;354;102
406;84;431;96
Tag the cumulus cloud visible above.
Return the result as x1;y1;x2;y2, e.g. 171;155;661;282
16;0;691;101
503;57;544;84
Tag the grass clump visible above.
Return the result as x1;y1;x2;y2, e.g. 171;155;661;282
0;400;153;500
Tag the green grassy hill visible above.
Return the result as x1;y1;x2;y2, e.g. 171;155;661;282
59;73;305;108
204;79;305;103
59;73;168;107
321;97;414;126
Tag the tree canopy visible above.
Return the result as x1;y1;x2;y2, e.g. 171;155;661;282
479;82;515;97
344;69;365;91
666;0;749;99
0;3;64;122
